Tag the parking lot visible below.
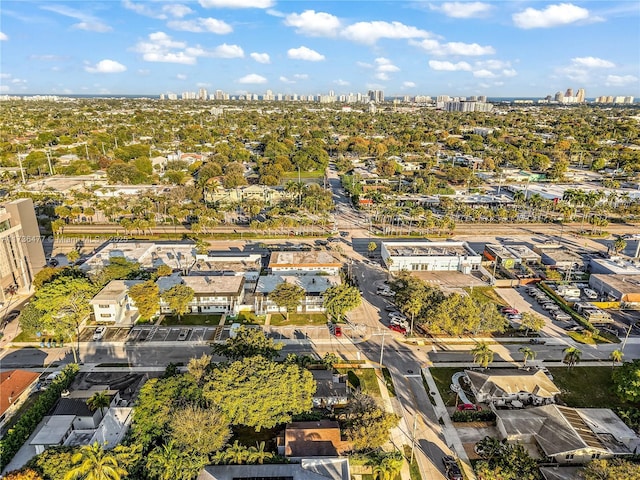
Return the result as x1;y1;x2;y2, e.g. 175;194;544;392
126;326;221;343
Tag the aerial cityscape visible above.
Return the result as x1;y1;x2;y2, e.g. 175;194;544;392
1;2;640;480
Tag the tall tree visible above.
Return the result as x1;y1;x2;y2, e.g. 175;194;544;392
322;284;361;323
471;342;494;369
518;347;536;368
269;282;305;320
187;353;211;385
563;346;582;370
162;284;194;321
344;393;400;451
612;359;640;402
63;442;127;480
204;356;315;431
128;281;160;321
169;404;231;456
145;441;206;480
86;391;110;418
211;326;283;361
367;242;378;257
520;312;545;336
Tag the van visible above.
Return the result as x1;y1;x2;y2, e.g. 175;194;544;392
229;323;241;339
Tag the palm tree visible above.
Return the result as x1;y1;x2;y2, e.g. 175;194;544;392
373;454;404;480
563;347;582;370
610;349;623;369
246;442;274;465
518;346;536;368
86;391;111;419
471;342;494;369
223;441;248;465
64;442;127;480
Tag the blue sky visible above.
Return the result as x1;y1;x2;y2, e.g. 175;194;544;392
1;1;639;97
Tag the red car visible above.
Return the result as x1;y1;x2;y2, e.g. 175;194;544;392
501;307;519;315
334;325;342;337
388;324;407;334
457;403;482;411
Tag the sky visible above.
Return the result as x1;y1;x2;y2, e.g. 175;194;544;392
1;1;639;98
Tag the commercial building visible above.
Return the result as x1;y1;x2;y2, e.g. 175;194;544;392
533;244;585;270
381;241;481;274
589;257;640;276
268;251;342;276
589;274;640;308
0;198;46;298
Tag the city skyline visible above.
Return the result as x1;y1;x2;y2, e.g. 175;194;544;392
1;1;639;97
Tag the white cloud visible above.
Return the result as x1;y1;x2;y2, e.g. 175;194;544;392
280;76;295;84
411;39;494;56
167;18;233;34
341;21;430;44
475;59;511;70
287;46;325;61
605;74;638;87
403;81;416;88
250;52;270;63
0;32;8;41
133;32;242;63
123;0;193;19
0;73;11;78
197;82;212;87
375;57;400;73
430;2;492;18
177;73;187;80
293;73;308;80
238;73;267;84
0;86;10;92
334;79;350;86
513;3;590;29
572;56;615;68
502;68;517;77
41;4;111;32
137;69;150;76
29;54;65;61
356;61;372;68
85;59;127;73
284;10;341;37
473;69;495;78
428;60;472;71
199;0;274;8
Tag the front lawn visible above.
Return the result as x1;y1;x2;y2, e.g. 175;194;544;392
549;366;631;408
161;314;222;326
269;313;327;326
227;311;265;325
337;367;381;398
429;367;466;407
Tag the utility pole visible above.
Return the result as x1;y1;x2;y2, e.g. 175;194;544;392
410;414;418;464
46;149;54;175
379;329;387;366
17;153;26;184
621;324;633;353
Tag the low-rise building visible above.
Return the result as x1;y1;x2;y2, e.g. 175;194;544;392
90;280;142;325
280;420;350;459
254;274;340;314
198;458;350;480
269;251;342;275
0;370;40;429
158;274;245;315
381;241;481;274
465;369;560;406
589;274;640;308
533;244;585;270
311;370;349;409
495;405;639;464
589;257;640;276
483;244;520;268
81;242;198;274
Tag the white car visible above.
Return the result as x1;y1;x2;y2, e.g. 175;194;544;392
93;326;107;341
390;318;409;329
583;288;598;300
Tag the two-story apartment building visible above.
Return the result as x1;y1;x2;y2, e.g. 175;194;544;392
90;280;142;325
157;274;245;315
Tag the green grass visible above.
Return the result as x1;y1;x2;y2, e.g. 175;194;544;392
161;314;222;326
269;313;327;326
382;368;397;397
337;367;381;397
281;170;325;180
429;367;465;407
568;330;620;345
227;311;265;325
464;286;506;307
403;445;423;480
549;366;633;408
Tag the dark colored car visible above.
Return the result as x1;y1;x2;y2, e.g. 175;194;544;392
442;455;463;480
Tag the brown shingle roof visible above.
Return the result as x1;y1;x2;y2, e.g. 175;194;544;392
0;370;40;416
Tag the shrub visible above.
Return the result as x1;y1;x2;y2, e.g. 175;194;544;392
451;410;496;422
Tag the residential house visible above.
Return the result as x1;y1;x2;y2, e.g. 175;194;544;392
311;371;349;409
279;421;350;458
157;274;245;315
198;458;350;480
0;370;40;428
465;369;560;406
496;405;639;464
254;274;340;314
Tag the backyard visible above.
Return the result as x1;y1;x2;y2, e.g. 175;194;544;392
548;366;632;409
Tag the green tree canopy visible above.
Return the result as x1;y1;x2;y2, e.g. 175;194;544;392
520;312;545;335
169;404;231;456
162;284;194;320
580;458;640;480
128;281;160;320
322;284;361;322
471;342;494;369
203;356;315;431
269;282;305;319
212;326;283;361
344;393;400;451
64;442;130;480
612;359;640;402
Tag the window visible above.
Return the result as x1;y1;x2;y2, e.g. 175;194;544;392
100;314;112;318
98;304;110;309
565;454;574;460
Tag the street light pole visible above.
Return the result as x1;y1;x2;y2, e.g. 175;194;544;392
621;324;633;353
410;414;418;464
379;330;386;366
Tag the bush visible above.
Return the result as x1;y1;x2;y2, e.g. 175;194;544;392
0;364;79;470
451;410;496;422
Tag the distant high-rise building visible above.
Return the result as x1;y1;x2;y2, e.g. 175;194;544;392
565;88;574;98
554;91;563;102
368;90;384;103
198;88;208;100
576;88;586;103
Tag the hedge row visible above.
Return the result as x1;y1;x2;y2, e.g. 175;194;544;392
451;410;496;422
0;364;79;470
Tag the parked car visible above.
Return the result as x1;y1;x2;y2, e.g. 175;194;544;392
177;328;190;341
507;314;522;320
583;288;598;300
388;324;407;334
93;326;107;341
501;307;519;315
442;456;463;480
536;296;550;304
334;325;342;337
529;338;546;345
542;303;559;311
390;318;409;329
456;403;482;411
389;311;406;319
